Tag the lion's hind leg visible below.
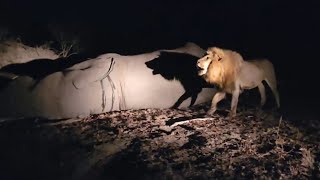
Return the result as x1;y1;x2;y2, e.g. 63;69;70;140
258;83;266;107
261;60;280;108
265;79;280;108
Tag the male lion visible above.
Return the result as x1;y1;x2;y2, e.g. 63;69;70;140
197;47;280;118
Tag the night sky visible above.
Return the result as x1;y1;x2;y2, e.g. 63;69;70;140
1;0;320;119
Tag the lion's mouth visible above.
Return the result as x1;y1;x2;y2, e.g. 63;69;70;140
197;66;205;76
197;65;204;70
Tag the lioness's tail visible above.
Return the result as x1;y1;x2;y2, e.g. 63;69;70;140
260;60;280;108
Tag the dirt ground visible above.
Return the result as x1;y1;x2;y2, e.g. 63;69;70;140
0;100;319;180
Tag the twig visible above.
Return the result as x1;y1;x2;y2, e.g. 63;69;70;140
41;118;83;126
276;116;283;139
170;118;215;128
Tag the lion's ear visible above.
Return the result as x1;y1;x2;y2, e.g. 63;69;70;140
207;47;224;60
206;48;214;55
212;47;224;59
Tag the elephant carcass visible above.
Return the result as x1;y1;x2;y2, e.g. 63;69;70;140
0;43;215;120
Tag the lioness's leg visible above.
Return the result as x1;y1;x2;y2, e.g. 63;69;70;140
207;91;226;115
258;83;266;107
230;89;240;117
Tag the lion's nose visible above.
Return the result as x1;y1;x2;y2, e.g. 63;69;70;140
196;63;203;70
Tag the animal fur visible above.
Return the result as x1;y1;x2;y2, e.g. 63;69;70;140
197;47;280;117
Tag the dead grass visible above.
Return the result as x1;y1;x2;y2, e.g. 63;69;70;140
0;40;59;68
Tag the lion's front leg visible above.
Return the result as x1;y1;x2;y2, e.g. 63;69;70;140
229;89;240;118
207;91;226;116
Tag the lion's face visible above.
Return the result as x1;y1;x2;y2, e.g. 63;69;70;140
196;51;222;77
197;55;211;76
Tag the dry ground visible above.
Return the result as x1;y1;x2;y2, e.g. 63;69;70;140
0;101;319;180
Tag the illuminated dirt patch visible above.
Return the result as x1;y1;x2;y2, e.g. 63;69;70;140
0;102;319;179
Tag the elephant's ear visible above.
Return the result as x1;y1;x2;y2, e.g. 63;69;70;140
72;58;115;89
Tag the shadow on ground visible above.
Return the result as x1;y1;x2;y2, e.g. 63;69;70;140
0;101;319;180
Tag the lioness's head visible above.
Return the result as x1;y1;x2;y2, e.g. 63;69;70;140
196;47;224;76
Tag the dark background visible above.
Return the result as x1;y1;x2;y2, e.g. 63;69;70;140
0;0;319;120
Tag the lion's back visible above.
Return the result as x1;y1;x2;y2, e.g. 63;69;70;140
248;59;275;77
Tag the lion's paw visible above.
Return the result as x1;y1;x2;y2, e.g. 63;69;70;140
228;112;236;119
206;109;216;116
